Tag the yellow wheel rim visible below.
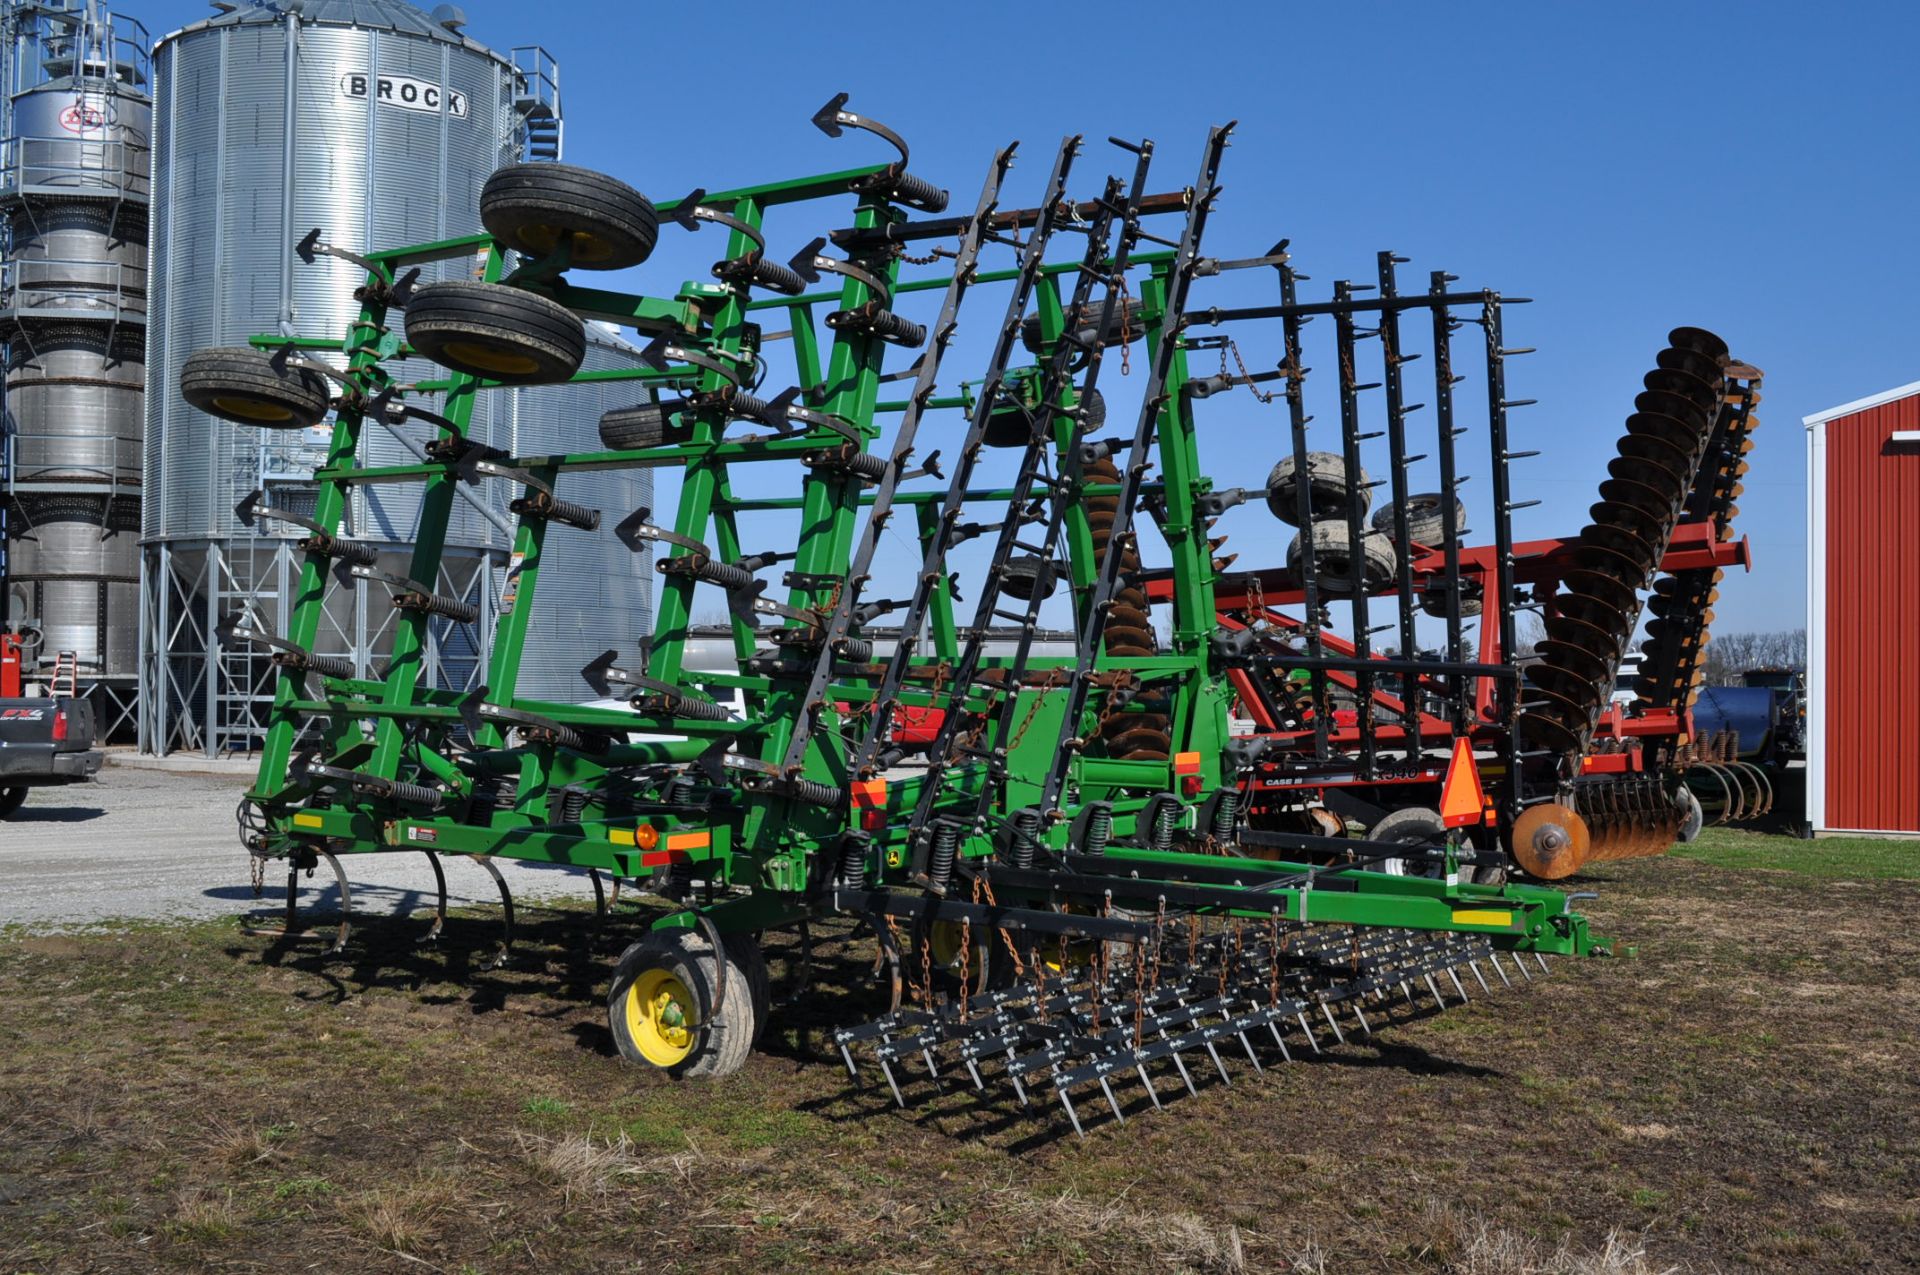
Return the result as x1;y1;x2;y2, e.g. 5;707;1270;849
212;394;294;422
517;223;614;265
442;340;541;377
625;967;696;1068
927;919;968;975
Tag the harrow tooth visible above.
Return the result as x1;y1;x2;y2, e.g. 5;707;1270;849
1469;961;1492;995
1320;1002;1347;1044
1136;1063;1165;1110
1059;1088;1086;1138
1447;967;1470;1003
1490;953;1515;988
879;1058;906;1109
1099;1076;1126;1123
839;1040;860;1079
1296;1011;1322;1054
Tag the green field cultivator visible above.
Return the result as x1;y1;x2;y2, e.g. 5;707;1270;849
191;100;1609;1133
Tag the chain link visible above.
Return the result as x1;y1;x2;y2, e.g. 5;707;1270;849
1219;337;1278;404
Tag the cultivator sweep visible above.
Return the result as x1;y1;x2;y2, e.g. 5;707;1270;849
190;99;1630;1132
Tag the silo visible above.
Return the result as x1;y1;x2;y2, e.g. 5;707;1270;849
139;0;648;755
0;0;151;732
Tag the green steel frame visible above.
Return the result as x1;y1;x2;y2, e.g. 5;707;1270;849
232;142;1599;968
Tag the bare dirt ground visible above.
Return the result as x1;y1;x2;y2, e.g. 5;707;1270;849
2;845;1916;1273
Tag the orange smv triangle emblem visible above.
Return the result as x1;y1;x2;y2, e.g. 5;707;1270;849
1439;736;1486;829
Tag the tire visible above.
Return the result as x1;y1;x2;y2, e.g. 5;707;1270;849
404;281;585;385
1288;521;1396;593
723;932;772;1047
1420;582;1485;618
1267;451;1372;524
1373;492;1465;546
1020;295;1145;356
1367;806;1448;878
480;163;658;270
1675;784;1704;844
598;402;680;452
607;927;757;1078
917;917;1016;995
1000;555;1060;601
180;346;331;429
0;787;25;820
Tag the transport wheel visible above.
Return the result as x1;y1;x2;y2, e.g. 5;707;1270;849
1366;806;1449;878
1374;492;1466;546
1288;521;1396;592
1019;295;1144;357
607;927;757;1077
1267;451;1371;524
724;932;772;1046
404;281;585;385
598;401;680;452
180;346;331;428
1674;785;1704;843
480;162;658;270
1419;580;1484;618
0;787;25;819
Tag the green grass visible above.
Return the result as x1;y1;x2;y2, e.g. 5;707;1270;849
1671;826;1920;879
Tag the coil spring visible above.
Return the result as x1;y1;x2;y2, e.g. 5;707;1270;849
666;695;732;723
690;556;754;591
1210;788;1239;840
925;818;962;892
1007;807;1042;870
396;592;480;625
744;256;808;296
1081;802;1114;854
836;637;874;663
558;787;588;823
325;538;379;566
1150;799;1179;851
468;776;508;818
845;450;890;482
728;389;777;424
835;831;872;888
664;773;699;806
882;168;948;213
788;777;845;808
299;652;357;681
546;497;600;530
543;723;587;753
385;779;444;809
864;308;927;347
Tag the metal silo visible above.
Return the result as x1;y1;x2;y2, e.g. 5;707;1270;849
139;0;644;755
0;0;151;732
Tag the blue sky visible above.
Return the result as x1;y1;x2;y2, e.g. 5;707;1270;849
142;1;1920;637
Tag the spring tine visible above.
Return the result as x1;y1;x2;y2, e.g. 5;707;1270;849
1490;952;1515;988
1535;953;1552;975
1168;1046;1199;1096
1239;1030;1263;1071
1424;973;1447;1007
1060;1088;1087;1138
1136;1063;1164;1110
879;1058;906;1108
1469;960;1492;995
840;1041;860;1078
1513;953;1533;982
1008;1052;1030;1107
922;1047;942;1081
1203;1037;1232;1084
1447;967;1470;1003
1320;1002;1347;1044
965;1057;986;1091
1099;1076;1126;1123
1351;1003;1373;1036
1267;1020;1293;1060
1295;1011;1322;1054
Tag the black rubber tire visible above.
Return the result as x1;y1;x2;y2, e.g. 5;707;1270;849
1020;295;1145;356
1420;582;1485;618
1267;451;1372;524
180;346;331;429
723;932;772;1047
1288;520;1396;593
606;928;757;1078
0;787;25;819
404;281;585;385
1373;492;1466;546
480;162;658;270
598;401;680;452
1367;806;1448;878
1000;555;1060;601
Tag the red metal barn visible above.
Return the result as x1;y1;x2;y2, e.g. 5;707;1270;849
1804;382;1920;836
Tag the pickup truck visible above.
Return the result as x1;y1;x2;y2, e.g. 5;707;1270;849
0;694;103;819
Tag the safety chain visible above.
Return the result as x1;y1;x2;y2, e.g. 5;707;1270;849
1131;937;1147;1049
1267;910;1283;1008
977;870;1026;979
1116;277;1134;377
1219;337;1278;404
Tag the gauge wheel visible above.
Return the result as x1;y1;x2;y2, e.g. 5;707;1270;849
180;346;331;429
598;402;681;452
607;927;758;1077
404;281;585;384
480;162;658;270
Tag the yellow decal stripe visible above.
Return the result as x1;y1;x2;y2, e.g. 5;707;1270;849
1451;909;1514;927
292;813;324;829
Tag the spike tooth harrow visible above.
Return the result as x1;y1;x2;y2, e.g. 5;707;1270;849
188;95;1620;1123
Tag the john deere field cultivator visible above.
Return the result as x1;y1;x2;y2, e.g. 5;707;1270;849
189;100;1624;1132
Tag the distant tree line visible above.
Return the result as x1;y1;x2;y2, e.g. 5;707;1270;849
1702;629;1806;685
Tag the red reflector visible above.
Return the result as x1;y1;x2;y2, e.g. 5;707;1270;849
852;778;888;833
1181;774;1203;797
640;850;690;868
51;708;68;742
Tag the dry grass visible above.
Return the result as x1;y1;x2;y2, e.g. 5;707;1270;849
1;844;1916;1272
